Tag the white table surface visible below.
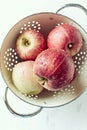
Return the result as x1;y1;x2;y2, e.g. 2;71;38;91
0;0;87;130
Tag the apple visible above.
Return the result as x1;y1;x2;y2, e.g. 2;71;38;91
33;48;75;91
47;24;83;56
12;61;43;95
16;30;47;60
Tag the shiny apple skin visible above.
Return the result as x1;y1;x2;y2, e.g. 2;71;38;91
16;30;47;60
33;48;75;91
47;24;83;56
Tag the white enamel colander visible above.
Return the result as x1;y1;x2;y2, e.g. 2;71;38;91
0;3;87;117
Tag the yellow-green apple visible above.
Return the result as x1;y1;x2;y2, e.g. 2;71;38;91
47;24;83;56
12;61;43;95
33;48;75;91
16;30;47;60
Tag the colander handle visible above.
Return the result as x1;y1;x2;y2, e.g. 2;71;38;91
56;3;87;15
4;87;43;118
56;3;87;29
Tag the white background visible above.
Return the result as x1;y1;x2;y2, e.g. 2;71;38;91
0;0;87;130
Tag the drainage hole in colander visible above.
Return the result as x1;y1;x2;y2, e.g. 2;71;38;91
20;92;39;100
4;48;19;71
19;21;41;34
52;84;75;99
74;51;87;74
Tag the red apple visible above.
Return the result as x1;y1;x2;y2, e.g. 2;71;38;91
33;48;75;91
12;61;43;95
16;30;47;60
47;24;83;56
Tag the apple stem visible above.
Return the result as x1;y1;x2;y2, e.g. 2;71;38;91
42;80;45;85
38;77;46;85
22;38;30;46
25;42;30;46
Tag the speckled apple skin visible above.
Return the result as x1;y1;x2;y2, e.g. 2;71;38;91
33;48;75;91
47;24;82;56
16;30;47;60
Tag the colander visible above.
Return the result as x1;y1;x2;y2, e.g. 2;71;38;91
0;3;87;117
